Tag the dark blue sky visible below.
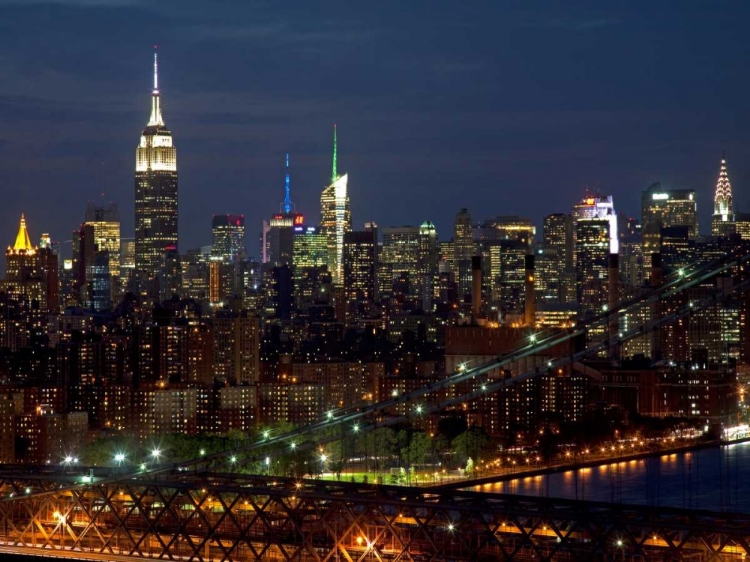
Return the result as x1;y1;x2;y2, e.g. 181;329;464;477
1;0;748;259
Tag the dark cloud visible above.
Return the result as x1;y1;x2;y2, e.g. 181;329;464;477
0;1;748;263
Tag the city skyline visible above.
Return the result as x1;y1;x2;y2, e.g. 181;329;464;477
0;2;749;257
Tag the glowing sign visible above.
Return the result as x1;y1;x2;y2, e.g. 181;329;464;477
584;198;595;205
294;214;304;226
652;193;669;200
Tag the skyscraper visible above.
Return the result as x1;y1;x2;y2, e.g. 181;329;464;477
343;231;376;324
711;157;735;237
212;215;246;262
84;202;121;301
320;125;351;285
76;223;112;311
266;154;303;267
135;48;178;280
571;195;618;255
453;208;475;303
292;225;329;312
575;219;610;313
641;182;697;256
380;226;420;300
3;214;45;309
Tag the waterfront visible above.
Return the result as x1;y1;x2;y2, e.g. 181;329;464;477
472;440;750;512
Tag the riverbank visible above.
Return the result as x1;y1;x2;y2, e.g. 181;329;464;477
429;437;731;491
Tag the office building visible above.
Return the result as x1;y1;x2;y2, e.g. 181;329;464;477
476;216;535;251
212;215;245;263
711;157;735;237
135;49;178;279
575;219;611;313
320;126;351;285
571;194;618;255
453;208;475;303
4;214;53;311
641;182;697;256
84;202;121;300
343;230;376;324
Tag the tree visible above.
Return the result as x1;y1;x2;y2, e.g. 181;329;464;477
356;427;396;473
401;431;431;468
452;427;492;469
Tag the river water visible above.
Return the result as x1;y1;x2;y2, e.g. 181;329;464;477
472;441;750;512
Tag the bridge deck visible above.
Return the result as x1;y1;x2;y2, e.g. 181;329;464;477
1;473;749;561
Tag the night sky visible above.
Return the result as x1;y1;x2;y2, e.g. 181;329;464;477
1;1;748;261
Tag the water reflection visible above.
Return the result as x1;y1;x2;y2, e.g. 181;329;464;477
473;441;750;512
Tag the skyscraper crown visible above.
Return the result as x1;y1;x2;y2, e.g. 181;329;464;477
8;213;36;255
281;153;294;214
714;156;734;219
331;124;338;185
148;46;165;127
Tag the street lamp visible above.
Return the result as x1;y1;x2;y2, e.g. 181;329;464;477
114;453;126;466
151;448;161;462
265;456;271;476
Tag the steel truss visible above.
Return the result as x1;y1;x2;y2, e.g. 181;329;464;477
1;474;749;561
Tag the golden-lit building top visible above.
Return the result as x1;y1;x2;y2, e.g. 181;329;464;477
8;213;36;255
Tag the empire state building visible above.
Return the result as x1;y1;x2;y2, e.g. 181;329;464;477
135;48;178;279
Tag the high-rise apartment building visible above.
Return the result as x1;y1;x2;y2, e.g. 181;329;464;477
320;126;351;285
641;182;697;256
213;309;261;385
711;157;735;237
135;49;178;279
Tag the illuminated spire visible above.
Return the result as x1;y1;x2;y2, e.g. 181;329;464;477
12;213;33;252
713;155;734;220
148;46;164;127
331;124;337;185
281;152;294;214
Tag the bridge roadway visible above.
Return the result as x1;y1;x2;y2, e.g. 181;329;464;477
1;472;749;561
